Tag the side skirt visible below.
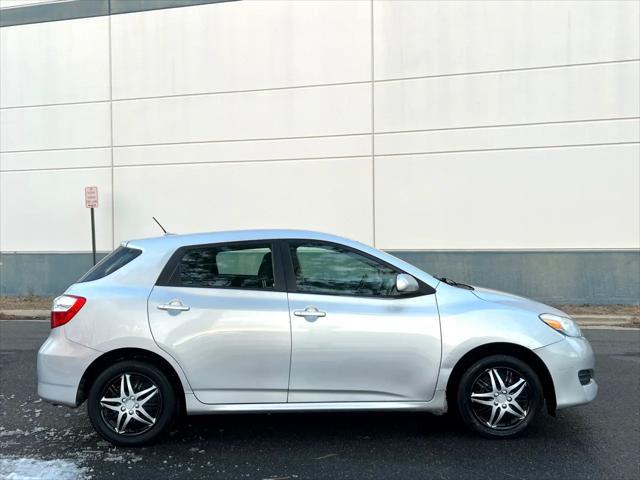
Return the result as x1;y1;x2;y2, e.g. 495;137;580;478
184;390;448;415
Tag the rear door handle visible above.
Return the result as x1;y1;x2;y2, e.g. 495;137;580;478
157;299;190;312
293;306;326;318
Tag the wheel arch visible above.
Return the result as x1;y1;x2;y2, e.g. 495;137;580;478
446;342;557;415
76;347;186;414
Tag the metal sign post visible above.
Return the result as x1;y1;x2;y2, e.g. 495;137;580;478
85;186;99;265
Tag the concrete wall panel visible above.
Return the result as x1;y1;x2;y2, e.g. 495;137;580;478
0;103;111;152
0;16;109;107
375;62;639;134
113;157;374;245
111;0;371;99
374;0;640;80
0;168;113;251
112;83;371;146
374;144;640;250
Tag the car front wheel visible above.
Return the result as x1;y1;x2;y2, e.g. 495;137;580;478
457;354;543;438
87;360;177;447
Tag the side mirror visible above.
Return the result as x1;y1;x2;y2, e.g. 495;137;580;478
396;273;419;293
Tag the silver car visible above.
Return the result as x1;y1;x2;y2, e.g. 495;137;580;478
38;230;596;446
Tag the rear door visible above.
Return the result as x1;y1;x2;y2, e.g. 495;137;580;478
283;240;441;403
148;240;291;404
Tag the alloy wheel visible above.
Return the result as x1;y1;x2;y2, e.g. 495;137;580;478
469;367;530;430
99;373;162;436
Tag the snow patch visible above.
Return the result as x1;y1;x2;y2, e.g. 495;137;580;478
0;456;89;480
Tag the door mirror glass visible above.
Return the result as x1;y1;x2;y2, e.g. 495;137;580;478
396;273;419;293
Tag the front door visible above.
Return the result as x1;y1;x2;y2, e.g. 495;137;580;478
284;240;441;403
148;241;291;404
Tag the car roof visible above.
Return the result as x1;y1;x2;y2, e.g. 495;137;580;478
118;229;439;288
126;229;362;251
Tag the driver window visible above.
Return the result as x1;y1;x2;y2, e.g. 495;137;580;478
289;242;400;297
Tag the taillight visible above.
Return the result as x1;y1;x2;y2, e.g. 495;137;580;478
51;295;86;329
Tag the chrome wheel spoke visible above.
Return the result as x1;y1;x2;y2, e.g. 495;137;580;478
510;381;527;400
471;397;496;406
505;404;525;420
131;409;153;426
119;374;127;399
101;396;121;403
471;391;494;399
490;406;507;427
120;414;133;432
136;405;156;424
487;404;499;426
488;369;498;391
510;399;527;417
125;374;135;398
136;386;158;406
492;369;507;391
115;410;127;433
507;378;525;394
100;401;122;412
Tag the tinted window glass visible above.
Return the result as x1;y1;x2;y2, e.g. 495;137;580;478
176;244;274;289
290;242;399;297
78;246;142;282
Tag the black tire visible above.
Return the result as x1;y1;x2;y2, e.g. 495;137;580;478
456;354;543;438
87;360;177;447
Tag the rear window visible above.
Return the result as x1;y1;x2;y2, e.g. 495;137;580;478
78;246;142;283
167;243;275;290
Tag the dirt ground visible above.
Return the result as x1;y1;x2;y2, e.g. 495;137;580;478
1;296;638;317
0;296;53;310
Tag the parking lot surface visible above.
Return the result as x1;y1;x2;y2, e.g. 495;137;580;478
1;320;638;479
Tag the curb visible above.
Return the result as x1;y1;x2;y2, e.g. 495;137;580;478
0;309;49;320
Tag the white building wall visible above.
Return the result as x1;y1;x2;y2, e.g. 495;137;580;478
0;0;639;301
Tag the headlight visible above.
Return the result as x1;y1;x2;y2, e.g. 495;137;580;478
539;313;582;337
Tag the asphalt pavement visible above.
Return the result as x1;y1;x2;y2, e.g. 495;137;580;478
0;320;638;480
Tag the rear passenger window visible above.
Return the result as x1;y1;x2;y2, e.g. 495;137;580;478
78;246;142;282
173;244;274;290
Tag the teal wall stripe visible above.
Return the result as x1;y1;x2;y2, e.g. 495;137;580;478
389;250;640;305
1;250;638;304
0;0;237;28
0;252;108;297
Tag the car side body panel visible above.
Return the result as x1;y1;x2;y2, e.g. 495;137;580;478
37;229;596;419
287;291;441;402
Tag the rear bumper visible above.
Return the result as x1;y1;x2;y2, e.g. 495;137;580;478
535;336;597;409
37;328;100;407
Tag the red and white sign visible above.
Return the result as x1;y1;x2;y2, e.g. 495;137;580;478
85;186;99;208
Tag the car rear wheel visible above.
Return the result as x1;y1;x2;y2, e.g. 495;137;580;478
87;360;177;447
457;354;543;438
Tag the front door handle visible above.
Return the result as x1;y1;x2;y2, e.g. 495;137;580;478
293;306;326;318
157;299;190;312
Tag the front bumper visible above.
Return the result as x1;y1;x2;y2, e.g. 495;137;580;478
37;327;101;407
535;336;597;409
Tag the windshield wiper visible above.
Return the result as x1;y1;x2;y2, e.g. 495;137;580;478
435;276;474;290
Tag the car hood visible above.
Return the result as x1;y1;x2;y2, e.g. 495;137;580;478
470;286;568;317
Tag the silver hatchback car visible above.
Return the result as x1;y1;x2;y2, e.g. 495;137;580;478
38;230;596;446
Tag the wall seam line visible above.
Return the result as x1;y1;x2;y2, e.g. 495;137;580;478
3;142;638;173
3;116;637;155
371;0;376;248
2;58;637;111
108;0;115;250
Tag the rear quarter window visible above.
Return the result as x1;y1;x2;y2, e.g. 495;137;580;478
78;246;142;283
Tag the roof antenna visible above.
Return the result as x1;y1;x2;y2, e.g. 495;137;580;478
152;216;168;235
